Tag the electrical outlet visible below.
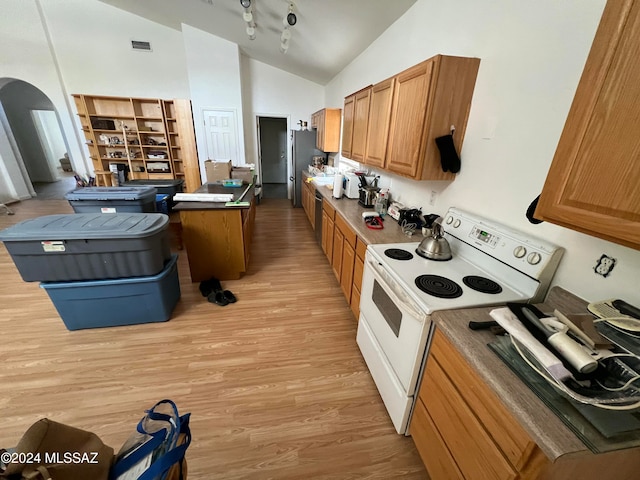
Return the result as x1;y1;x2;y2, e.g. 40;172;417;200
594;254;616;278
429;190;437;206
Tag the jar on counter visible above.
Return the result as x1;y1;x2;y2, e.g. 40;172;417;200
375;191;388;217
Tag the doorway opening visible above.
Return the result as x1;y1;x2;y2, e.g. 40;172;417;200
257;116;287;199
0;79;75;201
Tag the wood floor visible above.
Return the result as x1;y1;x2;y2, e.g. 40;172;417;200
0;198;428;479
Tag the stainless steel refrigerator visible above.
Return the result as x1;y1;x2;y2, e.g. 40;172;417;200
290;130;324;207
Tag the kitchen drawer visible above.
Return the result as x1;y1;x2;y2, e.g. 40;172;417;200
335;213;356;247
322;199;336;219
428;329;535;469
422;356;517;480
410;397;464;480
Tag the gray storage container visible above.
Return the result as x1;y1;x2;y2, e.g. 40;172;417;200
122;179;184;197
0;213;170;282
65;186;157;213
122;179;185;211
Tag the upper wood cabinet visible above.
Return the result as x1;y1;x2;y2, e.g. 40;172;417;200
341;55;479;180
364;78;395;169
342;87;373;162
387;55;480;180
311;108;341;152
350;88;372;162
535;0;640;250
341;95;355;158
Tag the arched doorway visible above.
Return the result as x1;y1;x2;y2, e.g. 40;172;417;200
0;78;75;201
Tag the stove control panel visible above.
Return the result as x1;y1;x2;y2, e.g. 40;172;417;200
443;207;564;281
470;225;499;248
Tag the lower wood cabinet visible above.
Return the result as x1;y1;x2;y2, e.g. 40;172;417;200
412;329;544;480
350;239;366;320
301;180;315;229
412;326;640;480
179;197;256;282
410;399;464;480
322;201;335;262
323;211;368;320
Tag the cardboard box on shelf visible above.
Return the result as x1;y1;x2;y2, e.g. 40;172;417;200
231;167;254;184
205;160;232;183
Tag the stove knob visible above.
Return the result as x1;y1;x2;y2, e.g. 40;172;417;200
453;219;461;228
513;246;527;258
445;216;454;225
527;252;542;265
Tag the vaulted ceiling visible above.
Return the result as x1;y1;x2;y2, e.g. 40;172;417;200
98;0;417;85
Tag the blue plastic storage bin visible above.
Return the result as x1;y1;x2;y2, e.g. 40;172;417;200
155;194;169;215
40;255;180;330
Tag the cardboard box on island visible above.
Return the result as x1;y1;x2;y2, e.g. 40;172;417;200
204;160;232;183
231;166;254;184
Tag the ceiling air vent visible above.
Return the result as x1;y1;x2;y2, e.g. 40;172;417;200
131;40;152;52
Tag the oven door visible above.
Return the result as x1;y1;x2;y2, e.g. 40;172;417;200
358;255;432;396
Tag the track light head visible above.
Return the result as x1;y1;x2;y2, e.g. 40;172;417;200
239;0;251;8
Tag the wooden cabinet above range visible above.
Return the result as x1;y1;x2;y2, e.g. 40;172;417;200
535;0;640;250
341;55;480;181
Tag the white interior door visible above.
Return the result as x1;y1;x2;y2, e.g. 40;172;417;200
203;109;239;164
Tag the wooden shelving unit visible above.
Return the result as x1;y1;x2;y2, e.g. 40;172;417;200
73;94;200;190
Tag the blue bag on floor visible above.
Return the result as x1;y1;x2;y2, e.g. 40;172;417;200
109;400;191;480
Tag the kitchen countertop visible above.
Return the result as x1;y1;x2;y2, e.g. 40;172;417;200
304;172;426;245
173;183;255;210
432;286;639;462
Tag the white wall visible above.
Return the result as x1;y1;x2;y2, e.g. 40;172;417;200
182;24;247;184
0;0;191;191
326;0;640;305
0;0;82;194
41;0;190;99
240;55;324;181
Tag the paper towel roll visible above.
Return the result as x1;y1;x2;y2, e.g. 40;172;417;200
333;174;343;198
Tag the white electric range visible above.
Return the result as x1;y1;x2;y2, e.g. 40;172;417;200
357;207;564;434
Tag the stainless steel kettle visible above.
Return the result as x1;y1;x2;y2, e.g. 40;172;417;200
415;222;452;261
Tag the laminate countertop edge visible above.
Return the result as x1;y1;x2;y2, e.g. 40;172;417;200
304;172;423;245
432;286;619;462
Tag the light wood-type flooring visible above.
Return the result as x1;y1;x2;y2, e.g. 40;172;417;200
0;198;428;479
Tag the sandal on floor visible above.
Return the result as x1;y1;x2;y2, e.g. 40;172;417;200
207;290;229;306
199;279;215;297
223;290;237;303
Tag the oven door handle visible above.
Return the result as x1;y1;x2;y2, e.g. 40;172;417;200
367;259;427;323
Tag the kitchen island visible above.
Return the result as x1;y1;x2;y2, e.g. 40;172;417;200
412;286;640;479
173;183;256;282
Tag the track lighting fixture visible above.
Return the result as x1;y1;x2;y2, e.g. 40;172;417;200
280;2;296;54
240;0;256;40
284;3;296;26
